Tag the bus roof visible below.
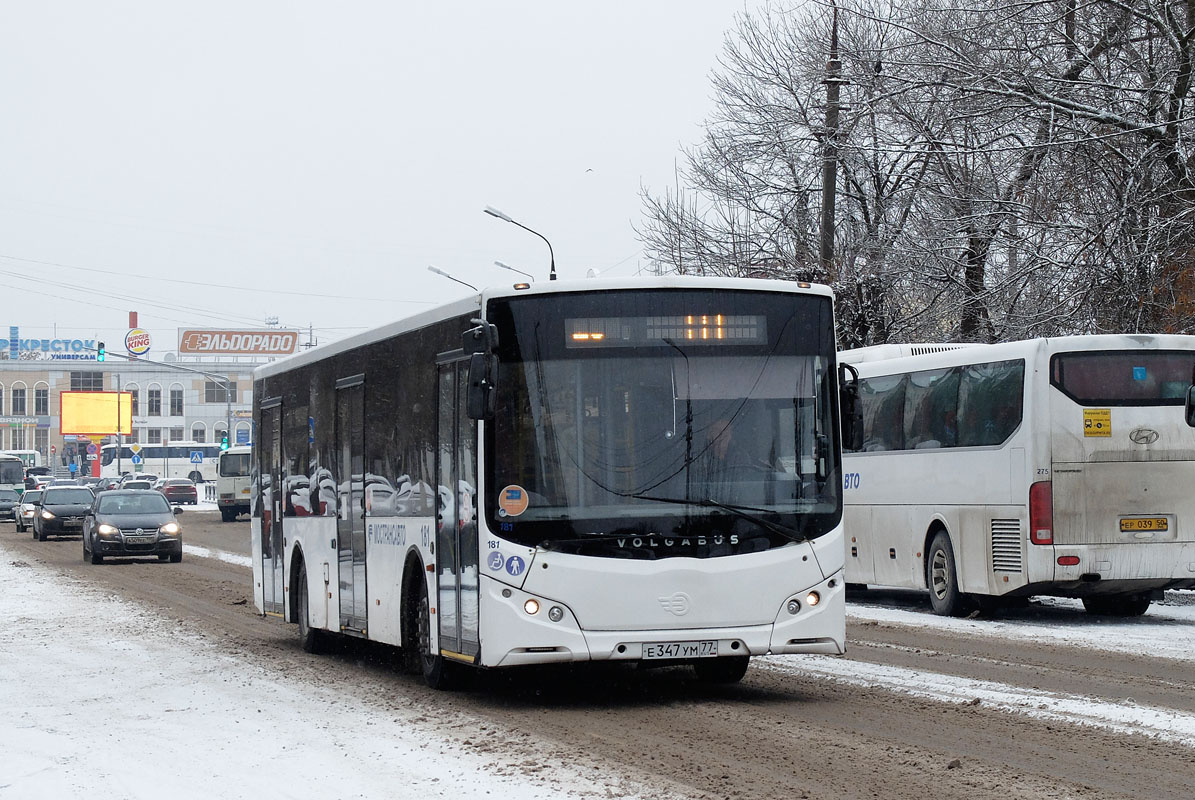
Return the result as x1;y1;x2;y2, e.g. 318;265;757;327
255;275;834;381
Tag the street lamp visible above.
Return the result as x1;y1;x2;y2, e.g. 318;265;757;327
427;265;478;291
494;260;535;281
484;206;557;281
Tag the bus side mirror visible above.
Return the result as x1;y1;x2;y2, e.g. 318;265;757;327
1186;385;1195;427
467;353;498;420
463;319;499;354
839;362;863;452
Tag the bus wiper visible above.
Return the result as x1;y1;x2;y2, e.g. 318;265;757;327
627;493;809;544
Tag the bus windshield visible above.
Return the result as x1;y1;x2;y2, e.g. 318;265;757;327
486;289;841;557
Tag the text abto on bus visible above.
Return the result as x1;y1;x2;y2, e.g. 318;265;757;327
840;334;1195;617
251;277;856;688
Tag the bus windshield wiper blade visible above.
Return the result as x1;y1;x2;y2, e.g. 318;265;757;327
628;493;809;543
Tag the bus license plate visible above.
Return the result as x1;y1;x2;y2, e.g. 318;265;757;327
642;640;718;660
1120;517;1168;532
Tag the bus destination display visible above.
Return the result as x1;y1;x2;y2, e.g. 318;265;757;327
566;314;767;348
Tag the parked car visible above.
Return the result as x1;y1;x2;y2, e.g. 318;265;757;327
33;486;96;541
16;489;42;532
93;477;122;493
120;473;158;488
82;489;184;564
78;476;103;488
0;488;19;522
155;478;198;505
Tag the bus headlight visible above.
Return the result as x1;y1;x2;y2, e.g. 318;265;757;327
523;599;540;615
159;522;180;535
805;591;821;607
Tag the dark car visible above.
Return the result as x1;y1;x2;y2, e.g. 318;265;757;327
156;478;198;505
93;477;122;493
0;488;19;521
16;488;42;532
82;490;184;564
33;486;96;541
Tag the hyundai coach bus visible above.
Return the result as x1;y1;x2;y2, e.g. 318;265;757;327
840;334;1195;617
251;276;857;688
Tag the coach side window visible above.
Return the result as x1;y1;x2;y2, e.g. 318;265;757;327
860;374;905;451
903;368;959;450
958;360;1025;446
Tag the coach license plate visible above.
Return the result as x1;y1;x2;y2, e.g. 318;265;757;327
125;535;155;544
1120;517;1167;533
642;640;718;660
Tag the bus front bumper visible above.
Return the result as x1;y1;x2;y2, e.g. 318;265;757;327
477;571;845;668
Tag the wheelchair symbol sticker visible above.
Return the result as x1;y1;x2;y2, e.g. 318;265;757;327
487;551;504;571
506;556;526;576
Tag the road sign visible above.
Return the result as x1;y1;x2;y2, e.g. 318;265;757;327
86;443;98;455
131;454;143;465
190;451;203;464
129;443;142;454
236;429;250;445
86;453;97;461
51;445;56;454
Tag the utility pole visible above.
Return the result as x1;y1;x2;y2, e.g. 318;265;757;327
820;3;844;279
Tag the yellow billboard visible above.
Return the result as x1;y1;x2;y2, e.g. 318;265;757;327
60;391;134;435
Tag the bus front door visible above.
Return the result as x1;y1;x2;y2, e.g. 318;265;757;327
259;403;284;616
336;378;367;634
436;360;480;664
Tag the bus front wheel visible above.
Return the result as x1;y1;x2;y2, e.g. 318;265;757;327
693;655;749;684
417;582;455;690
927;531;971;617
297;561;325;653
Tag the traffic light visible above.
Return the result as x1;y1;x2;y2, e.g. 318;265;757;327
220;434;229;451
97;342;105;362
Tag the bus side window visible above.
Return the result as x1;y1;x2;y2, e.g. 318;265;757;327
860;374;905;451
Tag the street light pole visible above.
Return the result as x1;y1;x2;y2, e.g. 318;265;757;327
484;206;557;281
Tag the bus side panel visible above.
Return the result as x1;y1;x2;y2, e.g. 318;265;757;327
843;503;877;583
287;517;338;631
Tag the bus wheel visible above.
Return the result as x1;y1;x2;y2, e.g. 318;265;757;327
927;531;970;617
188;471;202;483
693;655;749;684
417;582;455;690
1082;594;1151;617
297;561;325;653
220;507;237;522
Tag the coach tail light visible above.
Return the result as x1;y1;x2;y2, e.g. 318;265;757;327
1029;481;1053;545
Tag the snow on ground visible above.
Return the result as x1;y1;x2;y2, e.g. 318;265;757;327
0;542;674;800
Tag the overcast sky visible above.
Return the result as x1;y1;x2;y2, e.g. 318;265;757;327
0;1;754;352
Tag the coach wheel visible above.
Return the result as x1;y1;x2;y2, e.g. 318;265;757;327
693;655;750;684
927;530;970;617
1082;594;1151;617
188;471;203;484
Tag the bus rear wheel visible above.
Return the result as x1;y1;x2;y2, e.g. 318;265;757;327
1082;594;1151;617
927;531;971;617
220;507;237;522
297;561;325;653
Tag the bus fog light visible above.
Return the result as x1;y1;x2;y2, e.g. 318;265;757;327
786;599;801;615
548;606;564;622
805;591;821;607
523;599;540;615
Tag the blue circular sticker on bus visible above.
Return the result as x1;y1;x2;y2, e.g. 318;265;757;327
487;551;504;571
505;556;525;576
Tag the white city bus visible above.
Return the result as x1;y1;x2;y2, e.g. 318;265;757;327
252;276;855;688
216;445;252;522
841;334;1195;617
0;453;25;493
99;441;222;483
3;449;42;470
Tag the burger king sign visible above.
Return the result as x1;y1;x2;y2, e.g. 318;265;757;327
125;328;152;356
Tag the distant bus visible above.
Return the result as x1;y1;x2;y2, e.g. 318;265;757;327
99;441;222;483
3;449;42;470
841;334;1195;617
253;276;855;688
0;453;25;493
216;445;252;522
